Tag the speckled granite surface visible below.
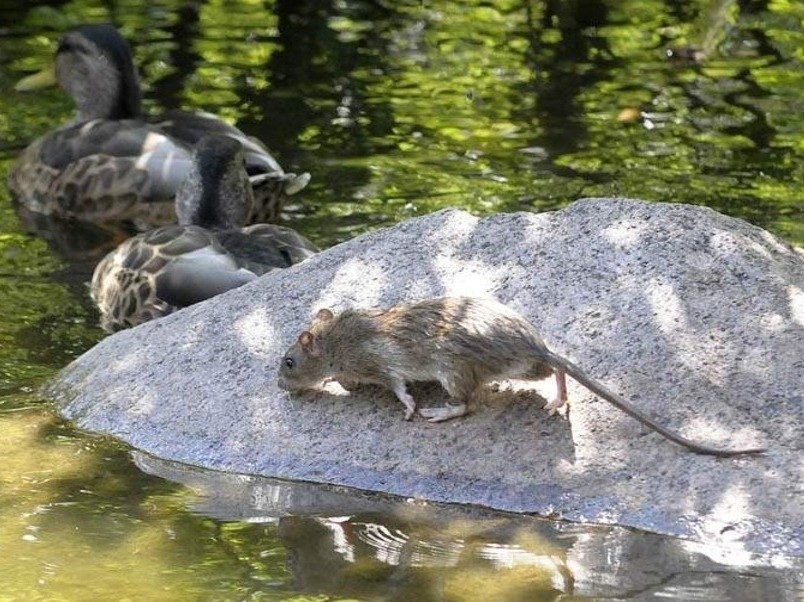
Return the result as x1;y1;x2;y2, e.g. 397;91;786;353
47;199;804;556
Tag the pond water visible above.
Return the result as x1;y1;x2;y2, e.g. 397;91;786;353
0;0;802;599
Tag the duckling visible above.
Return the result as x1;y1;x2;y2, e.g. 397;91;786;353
90;134;318;333
9;23;309;227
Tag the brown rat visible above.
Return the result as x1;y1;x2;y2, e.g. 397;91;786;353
277;297;765;457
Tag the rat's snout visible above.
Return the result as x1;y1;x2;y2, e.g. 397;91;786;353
276;371;295;392
276;370;305;393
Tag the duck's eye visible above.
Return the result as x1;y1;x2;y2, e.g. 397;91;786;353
284;357;294;369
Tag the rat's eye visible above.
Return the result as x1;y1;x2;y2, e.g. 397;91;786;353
284;357;294;369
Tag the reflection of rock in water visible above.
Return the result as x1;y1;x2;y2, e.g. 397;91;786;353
279;515;570;599
132;452;571;598
314;515;570;572
132;450;399;519
278;517;361;595
130;452;797;600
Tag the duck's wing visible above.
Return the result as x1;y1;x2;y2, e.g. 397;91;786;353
43;119;194;198
151;110;283;174
11;119;193;222
91;225;259;332
241;223;319;260
223;223;319;271
140;226;260;307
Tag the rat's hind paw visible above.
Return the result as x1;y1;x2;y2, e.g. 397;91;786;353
419;404;467;423
543;397;565;416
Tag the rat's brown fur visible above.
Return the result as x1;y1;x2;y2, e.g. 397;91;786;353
277;297;764;457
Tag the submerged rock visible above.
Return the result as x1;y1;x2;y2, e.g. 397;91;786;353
46;198;804;556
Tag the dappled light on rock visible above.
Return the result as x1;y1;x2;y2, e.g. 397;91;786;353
47;199;803;556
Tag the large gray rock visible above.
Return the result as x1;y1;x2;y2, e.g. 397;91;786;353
47;198;804;555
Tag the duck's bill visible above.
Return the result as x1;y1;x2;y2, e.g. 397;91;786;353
15;63;57;91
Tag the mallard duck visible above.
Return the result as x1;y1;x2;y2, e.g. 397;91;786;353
90;134;318;333
9;23;309;227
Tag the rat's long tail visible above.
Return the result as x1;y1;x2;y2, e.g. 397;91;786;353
541;350;765;457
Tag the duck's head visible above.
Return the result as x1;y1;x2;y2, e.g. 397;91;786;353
17;23;141;121
175;135;254;229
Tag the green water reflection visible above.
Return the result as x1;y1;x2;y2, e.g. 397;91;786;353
0;0;802;599
0;407;291;599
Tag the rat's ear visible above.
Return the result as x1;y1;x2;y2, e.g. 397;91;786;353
313;308;334;325
298;331;314;350
298;331;321;357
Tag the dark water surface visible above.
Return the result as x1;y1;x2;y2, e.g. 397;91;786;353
0;0;802;599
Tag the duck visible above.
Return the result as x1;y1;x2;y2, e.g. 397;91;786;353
9;23;309;228
90;134;318;333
